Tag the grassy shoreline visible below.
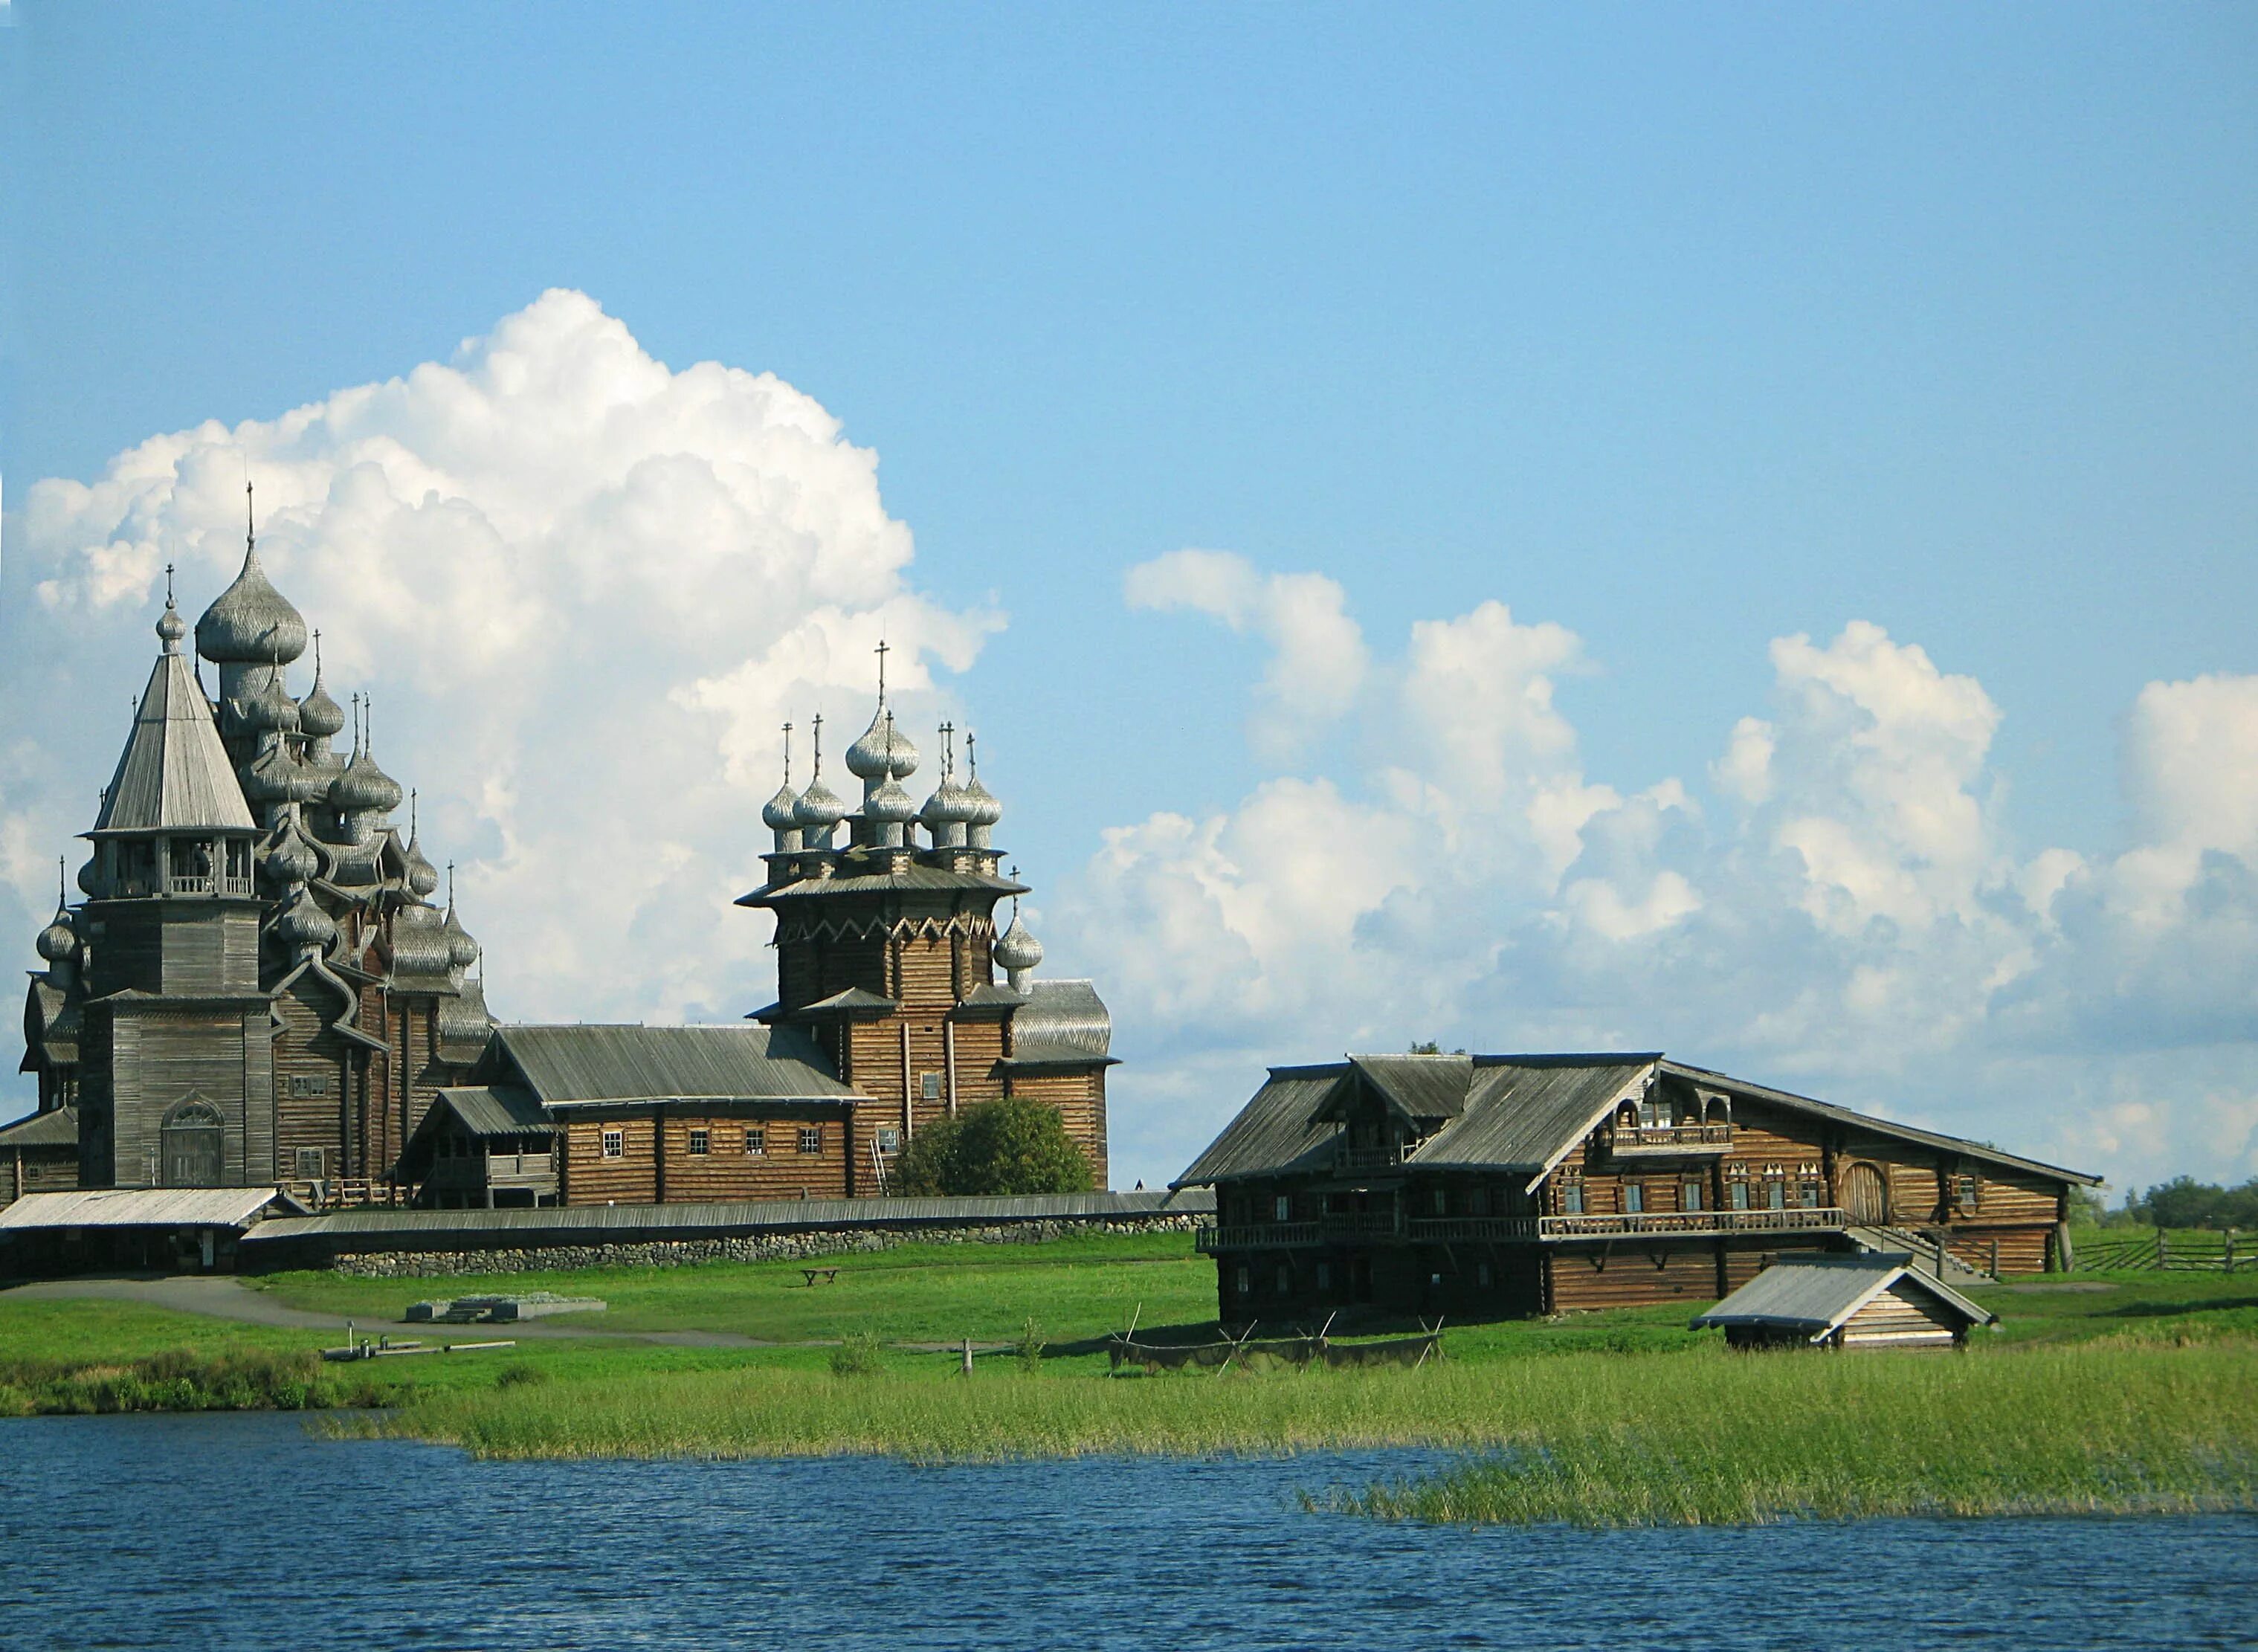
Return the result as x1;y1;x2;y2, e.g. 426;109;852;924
10;1236;2258;1526
325;1339;2258;1528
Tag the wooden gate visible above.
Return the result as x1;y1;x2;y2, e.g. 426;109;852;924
1842;1162;1888;1225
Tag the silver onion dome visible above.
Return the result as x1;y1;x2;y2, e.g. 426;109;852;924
332;749;403;816
240;742;301;805
920;772;976;828
761;783;801;833
404;836;440;899
845;707;919;782
197;545;308;666
298;676;345;741
865;774;918;825
960;772;1002;828
36;906;76;964
993;910;1044;975
275;888;337;952
263;819;322;887
239;670;303;735
155;601;188;651
443;903;480;970
793;776;848;830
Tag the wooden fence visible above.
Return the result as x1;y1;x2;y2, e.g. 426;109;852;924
2075;1230;2254;1272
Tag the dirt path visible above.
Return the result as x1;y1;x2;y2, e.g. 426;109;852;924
0;1274;775;1346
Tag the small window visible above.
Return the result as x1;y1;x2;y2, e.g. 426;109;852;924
1624;1183;1645;1215
1274;1265;1292;1294
1477;1260;1494;1288
293;1147;324;1178
798;1126;822;1155
1682;1180;1704;1213
1564;1182;1585;1215
1315;1262;1331;1291
687;1128;710;1156
1431;1188;1448;1216
743;1129;765;1155
1767;1180;1787;1210
1234;1265;1251;1297
920;1071;943;1103
877;1128;901;1154
601;1129;624;1159
1729;1181;1750;1210
1955;1175;1979;1213
1274;1194;1291;1222
1799;1177;1823;1209
1468;1187;1489;1218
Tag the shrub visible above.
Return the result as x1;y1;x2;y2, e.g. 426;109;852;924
495;1364;549;1390
1015;1317;1047;1374
891;1097;1094;1197
830;1332;885;1378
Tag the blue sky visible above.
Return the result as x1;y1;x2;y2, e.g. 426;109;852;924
4;4;2256;1193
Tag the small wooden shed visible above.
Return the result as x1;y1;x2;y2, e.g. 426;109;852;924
1691;1253;1996;1350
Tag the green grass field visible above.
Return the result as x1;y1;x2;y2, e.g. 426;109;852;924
7;1234;2257;1525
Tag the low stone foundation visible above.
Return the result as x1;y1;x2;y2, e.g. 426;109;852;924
323;1213;1201;1279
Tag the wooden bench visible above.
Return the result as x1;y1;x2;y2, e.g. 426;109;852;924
799;1267;840;1287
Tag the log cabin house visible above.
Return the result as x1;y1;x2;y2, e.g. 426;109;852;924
1175;1052;2097;1325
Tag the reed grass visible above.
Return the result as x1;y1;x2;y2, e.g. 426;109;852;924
341;1339;2258;1526
0;1347;401;1416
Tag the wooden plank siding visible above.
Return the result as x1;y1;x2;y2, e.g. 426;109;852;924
558;1107;858;1206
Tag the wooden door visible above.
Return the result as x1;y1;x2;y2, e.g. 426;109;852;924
1842;1162;1888;1225
163;1124;223;1187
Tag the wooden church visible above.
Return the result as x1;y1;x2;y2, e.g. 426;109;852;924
16;491;494;1204
13;509;1113;1211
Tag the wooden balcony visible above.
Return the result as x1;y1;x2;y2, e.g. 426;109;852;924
1332;1145;1408;1172
1535;1206;1843;1242
1606;1123;1735;1158
1195;1205;1846;1253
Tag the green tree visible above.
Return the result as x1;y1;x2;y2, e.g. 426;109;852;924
890;1097;1094;1196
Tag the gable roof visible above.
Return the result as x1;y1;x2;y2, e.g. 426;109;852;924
1659;1060;2100;1187
422;1085;555;1140
0;1186;285;1231
1173;1048;2097;1190
0;1106;78;1150
1175;1055;1658;1187
91;651;254;834
491;1023;856;1105
1691;1253;1996;1339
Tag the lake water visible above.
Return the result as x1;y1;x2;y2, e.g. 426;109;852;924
1;1413;2253;1651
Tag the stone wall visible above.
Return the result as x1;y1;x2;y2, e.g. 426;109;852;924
314;1212;1202;1279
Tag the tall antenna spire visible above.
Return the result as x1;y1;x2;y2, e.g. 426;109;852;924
448;860;457;909
781;721;793;787
410;788;419;839
351;692;363;756
164;562;175;607
57;855;66;906
940;720;955;780
245;476;257;553
811;712;825;778
965;729;977;780
874;636;890;706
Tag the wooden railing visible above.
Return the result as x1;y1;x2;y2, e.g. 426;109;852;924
1537;1206;1843;1241
1332;1145;1407;1172
283;1178;419;1211
1607;1123;1735;1155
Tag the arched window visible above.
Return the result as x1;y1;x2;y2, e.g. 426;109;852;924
161;1095;225;1187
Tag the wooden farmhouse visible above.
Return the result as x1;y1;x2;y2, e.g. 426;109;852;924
1175;1052;2097;1325
10;541;1115;1214
1692;1253;1997;1350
